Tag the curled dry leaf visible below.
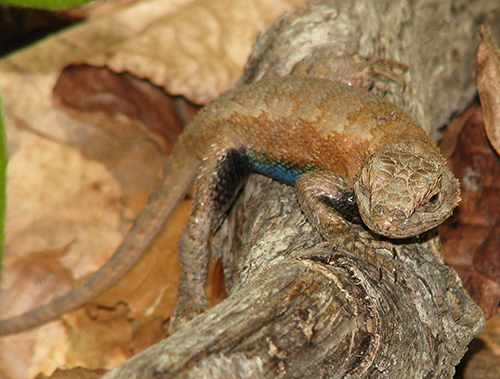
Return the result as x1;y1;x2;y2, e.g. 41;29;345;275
451;26;500;365
439;105;500;320
92;0;303;104
477;308;500;355
0;0;303;378
61;302;134;370
0;125;132;379
477;25;500;156
439;27;500;321
0;245;75;379
53;64;197;154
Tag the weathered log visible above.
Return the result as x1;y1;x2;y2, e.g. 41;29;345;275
102;176;483;378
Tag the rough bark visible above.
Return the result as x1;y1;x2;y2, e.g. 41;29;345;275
103;176;483;378
102;0;496;377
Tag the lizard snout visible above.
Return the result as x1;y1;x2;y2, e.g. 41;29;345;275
371;204;411;229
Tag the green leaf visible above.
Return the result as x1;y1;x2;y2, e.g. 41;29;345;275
0;0;94;9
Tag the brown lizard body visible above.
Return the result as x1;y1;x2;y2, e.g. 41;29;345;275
0;76;460;335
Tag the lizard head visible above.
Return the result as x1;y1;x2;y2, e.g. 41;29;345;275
354;145;460;239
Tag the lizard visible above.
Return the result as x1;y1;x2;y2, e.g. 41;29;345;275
0;75;460;335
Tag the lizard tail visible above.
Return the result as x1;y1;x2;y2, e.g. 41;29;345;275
0;150;200;335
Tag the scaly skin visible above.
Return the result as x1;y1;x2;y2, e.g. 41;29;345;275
0;76;460;335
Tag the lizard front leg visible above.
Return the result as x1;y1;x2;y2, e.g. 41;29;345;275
296;170;398;279
169;140;250;333
295;170;362;240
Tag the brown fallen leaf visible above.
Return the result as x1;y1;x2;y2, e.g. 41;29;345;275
477;307;500;356
0;244;75;321
0;0;303;378
94;0;302;104
463;347;500;379
439;104;500;320
439;26;500;321
53;65;199;154
477;25;500;156
62;302;134;369
451;28;500;365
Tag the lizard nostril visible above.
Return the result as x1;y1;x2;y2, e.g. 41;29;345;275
372;204;389;219
394;210;407;222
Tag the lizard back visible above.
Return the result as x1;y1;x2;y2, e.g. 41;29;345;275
183;76;440;183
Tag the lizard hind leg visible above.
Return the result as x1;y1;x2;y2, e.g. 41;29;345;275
290;50;408;93
169;140;250;333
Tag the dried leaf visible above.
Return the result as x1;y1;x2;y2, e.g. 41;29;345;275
439;27;500;320
0;244;75;320
129;318;167;355
53;65;198;154
0;0;303;377
439;104;500;319
62;303;134;369
478;308;500;355
477;25;500;156
91;0;302;104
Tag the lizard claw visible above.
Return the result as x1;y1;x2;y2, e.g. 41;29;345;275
363;245;400;283
328;232;401;283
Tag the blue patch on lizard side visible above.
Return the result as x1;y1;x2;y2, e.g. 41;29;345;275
246;152;313;185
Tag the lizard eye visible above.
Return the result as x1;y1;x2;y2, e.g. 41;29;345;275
420;192;441;212
428;193;440;204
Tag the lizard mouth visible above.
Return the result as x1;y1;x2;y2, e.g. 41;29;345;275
366;204;418;238
364;214;422;239
361;201;453;239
